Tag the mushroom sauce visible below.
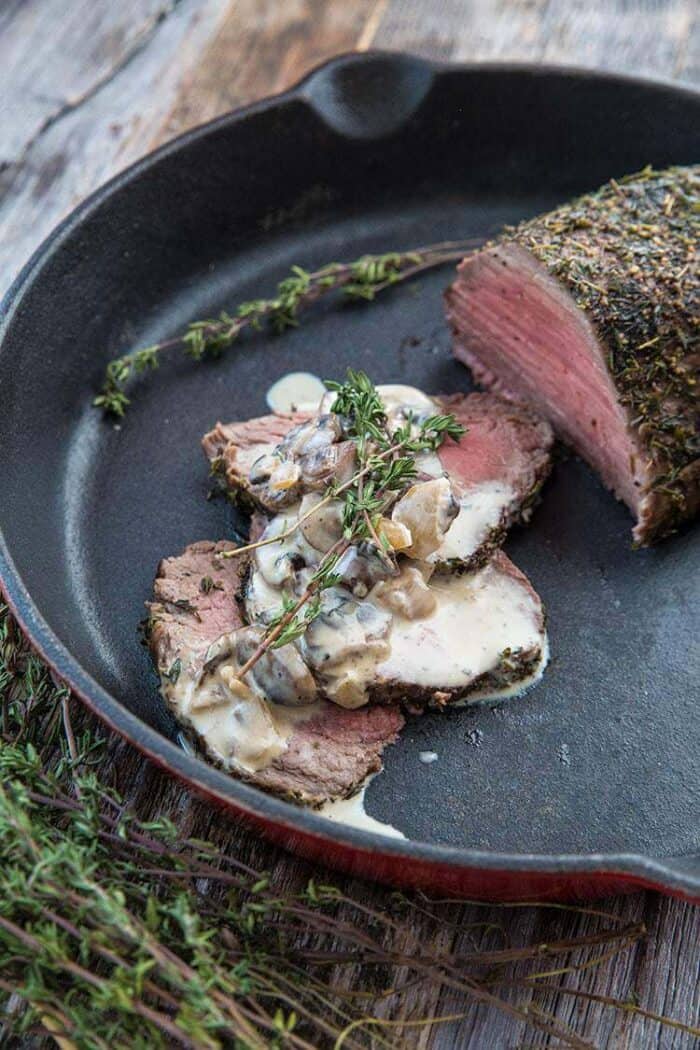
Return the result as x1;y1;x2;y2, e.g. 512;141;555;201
161;383;548;805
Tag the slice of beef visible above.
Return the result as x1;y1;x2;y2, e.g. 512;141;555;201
370;551;547;708
147;540;404;806
432;393;553;569
204;390;553;569
445;165;699;545
202;411;310;508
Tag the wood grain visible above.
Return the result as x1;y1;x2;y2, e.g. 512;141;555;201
369;0;698;81
1;2;698;1048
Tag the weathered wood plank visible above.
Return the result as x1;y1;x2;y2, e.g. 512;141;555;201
370;0;698;83
157;0;384;138
0;0;380;295
0;0;174;170
1;3;698;1048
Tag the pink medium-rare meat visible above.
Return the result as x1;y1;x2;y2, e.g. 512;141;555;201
445;166;699;545
147;540;404;805
438;394;552;492
436;392;553;565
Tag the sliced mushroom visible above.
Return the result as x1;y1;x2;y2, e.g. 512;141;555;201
298;440;356;491
248;458;302;509
322;669;376;709
391;477;459;560
300;588;391;708
334;542;395;598
298;493;344;552
279;413;343;457
174;634;290;769
249;451;277;485
235;626;318;706
267;459;301;492
372;565;437;620
302;588;391;668
302;589;392;708
201;631;241;678
254;512;317;588
201;627;316;707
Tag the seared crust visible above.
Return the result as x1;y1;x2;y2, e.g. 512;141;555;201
147;540;244;675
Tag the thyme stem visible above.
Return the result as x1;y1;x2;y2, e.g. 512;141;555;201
94;241;479;417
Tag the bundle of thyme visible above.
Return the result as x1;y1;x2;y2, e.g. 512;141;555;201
2;604;700;1048
226;369;465;682
94;241;478;417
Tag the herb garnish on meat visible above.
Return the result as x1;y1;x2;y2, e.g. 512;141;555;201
225;370;465;683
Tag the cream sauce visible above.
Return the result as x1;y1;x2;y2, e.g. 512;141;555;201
460;631;550;705
266;371;327;413
155;377;554;811
429;481;513;564
319;782;406;839
179;380;549;784
162;655;322;774
376;561;544;690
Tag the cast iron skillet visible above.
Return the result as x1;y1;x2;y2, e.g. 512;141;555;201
1;52;698;902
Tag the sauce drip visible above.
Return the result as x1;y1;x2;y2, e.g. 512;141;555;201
320;782;406;839
266;372;326;413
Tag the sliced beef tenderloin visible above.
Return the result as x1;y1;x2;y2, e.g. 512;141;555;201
429;392;553;570
253;703;405;803
147;540;404;806
204;388;553;570
445;165;699;545
202;411;310;509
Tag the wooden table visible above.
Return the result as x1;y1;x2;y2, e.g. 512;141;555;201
2;3;698;1046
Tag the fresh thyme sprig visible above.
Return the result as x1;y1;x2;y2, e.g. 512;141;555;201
93;240;479;417
229;370;465;682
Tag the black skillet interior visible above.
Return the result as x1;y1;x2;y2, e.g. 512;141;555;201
0;54;698;872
